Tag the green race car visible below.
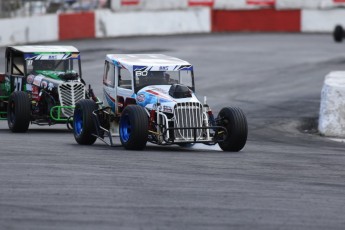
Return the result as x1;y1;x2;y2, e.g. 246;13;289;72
0;46;87;132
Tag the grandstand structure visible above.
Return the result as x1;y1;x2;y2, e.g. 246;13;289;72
0;0;107;18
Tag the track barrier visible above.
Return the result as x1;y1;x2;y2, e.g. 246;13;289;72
319;72;345;137
1;0;345;46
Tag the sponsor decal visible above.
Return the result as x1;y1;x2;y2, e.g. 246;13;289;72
26;74;35;84
137;93;146;102
41;81;48;89
48;55;57;60
25;53;72;61
134;65;148;71
33;75;45;87
174;65;193;71
159;66;169;71
48;82;54;91
136;71;148;77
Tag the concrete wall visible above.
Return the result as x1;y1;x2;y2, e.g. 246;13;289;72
0;14;57;46
95;8;210;38
302;9;345;32
1;0;345;46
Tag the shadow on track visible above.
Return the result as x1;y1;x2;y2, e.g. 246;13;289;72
0;128;72;134
66;141;233;154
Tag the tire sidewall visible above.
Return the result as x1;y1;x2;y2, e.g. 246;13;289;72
119;105;148;150
217;107;248;152
7;96;16;130
334;25;344;42
73;99;97;145
7;91;31;132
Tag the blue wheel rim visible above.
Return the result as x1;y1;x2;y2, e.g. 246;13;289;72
120;114;131;142
74;108;83;136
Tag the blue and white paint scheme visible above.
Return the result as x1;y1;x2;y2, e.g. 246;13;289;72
136;85;199;113
105;54;193;73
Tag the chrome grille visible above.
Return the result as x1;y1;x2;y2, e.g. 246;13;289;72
58;82;85;117
174;102;203;141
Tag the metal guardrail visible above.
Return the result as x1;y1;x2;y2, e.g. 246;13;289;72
0;0;110;18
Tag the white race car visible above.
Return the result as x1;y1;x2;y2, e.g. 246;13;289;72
73;54;248;151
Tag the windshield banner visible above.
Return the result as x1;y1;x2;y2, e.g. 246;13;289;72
24;53;80;60
133;65;193;72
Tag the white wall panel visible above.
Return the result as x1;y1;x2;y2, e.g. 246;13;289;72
95;8;210;38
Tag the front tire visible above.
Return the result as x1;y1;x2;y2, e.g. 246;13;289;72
7;91;31;133
217;107;248;152
73;99;98;145
119;105;148;150
333;25;344;43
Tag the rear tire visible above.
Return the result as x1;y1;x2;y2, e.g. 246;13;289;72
73;99;98;145
333;25;344;43
217;107;248;152
119;105;148;150
7;91;31;133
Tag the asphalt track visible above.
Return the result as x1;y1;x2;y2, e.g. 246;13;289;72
1;33;345;230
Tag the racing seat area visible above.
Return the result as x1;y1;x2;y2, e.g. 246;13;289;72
149;72;168;85
32;60;56;73
137;72;169;87
118;80;132;89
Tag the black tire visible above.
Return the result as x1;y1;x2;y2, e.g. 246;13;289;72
217;107;248;152
73;99;98;145
7;91;31;133
333;25;344;43
119;105;148;150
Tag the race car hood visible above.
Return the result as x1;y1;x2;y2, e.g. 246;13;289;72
27;73;64;90
27;72;81;91
35;70;79;81
136;85;200;113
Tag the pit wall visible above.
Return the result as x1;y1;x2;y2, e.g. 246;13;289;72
1;0;345;46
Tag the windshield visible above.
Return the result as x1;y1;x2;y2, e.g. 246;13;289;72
134;70;194;92
26;58;80;77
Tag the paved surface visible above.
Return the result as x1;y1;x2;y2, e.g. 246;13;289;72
1;33;345;229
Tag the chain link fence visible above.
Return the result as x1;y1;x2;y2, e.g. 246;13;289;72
0;0;110;18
